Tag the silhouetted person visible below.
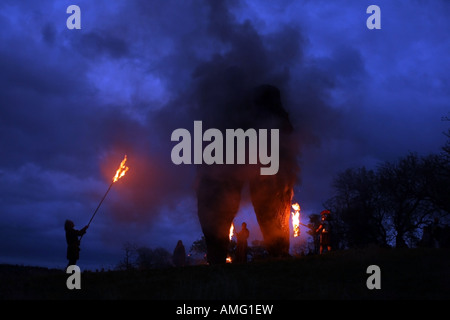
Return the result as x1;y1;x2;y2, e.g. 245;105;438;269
65;220;88;268
173;240;186;267
316;210;331;254
236;222;250;263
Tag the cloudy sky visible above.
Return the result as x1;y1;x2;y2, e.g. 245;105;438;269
1;0;449;270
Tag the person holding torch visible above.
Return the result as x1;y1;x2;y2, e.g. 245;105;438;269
316;210;332;254
65;220;88;268
64;155;129;268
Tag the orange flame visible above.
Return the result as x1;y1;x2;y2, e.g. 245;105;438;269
227;222;235;263
292;203;300;237
229;222;235;241
113;155;129;183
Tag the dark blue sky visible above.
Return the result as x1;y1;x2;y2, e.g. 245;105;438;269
1;0;449;270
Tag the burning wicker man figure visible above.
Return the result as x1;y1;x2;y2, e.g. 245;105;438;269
196;84;299;264
64;220;88;267
316;210;332;254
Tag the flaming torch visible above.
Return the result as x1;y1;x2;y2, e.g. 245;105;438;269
291;203;301;237
85;155;129;231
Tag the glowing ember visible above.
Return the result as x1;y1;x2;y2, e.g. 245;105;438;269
113;155;129;182
291;203;301;237
229;222;235;241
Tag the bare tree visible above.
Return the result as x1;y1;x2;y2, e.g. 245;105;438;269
136;246;173;270
117;241;138;271
377;153;437;247
326;167;388;248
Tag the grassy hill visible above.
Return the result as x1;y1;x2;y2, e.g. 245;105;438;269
1;247;449;300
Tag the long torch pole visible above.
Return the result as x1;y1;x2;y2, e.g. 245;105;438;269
79;154;129;244
88;181;114;227
80;181;114;242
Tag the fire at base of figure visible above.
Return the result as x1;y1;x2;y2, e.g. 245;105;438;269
226;222;235;263
291;203;301;237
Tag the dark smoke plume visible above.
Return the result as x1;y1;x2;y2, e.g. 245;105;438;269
107;0;340;250
157;0;303;262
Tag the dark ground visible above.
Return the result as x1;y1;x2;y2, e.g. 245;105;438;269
1;247;449;300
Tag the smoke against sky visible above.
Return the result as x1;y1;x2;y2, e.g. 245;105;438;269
0;0;449;269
